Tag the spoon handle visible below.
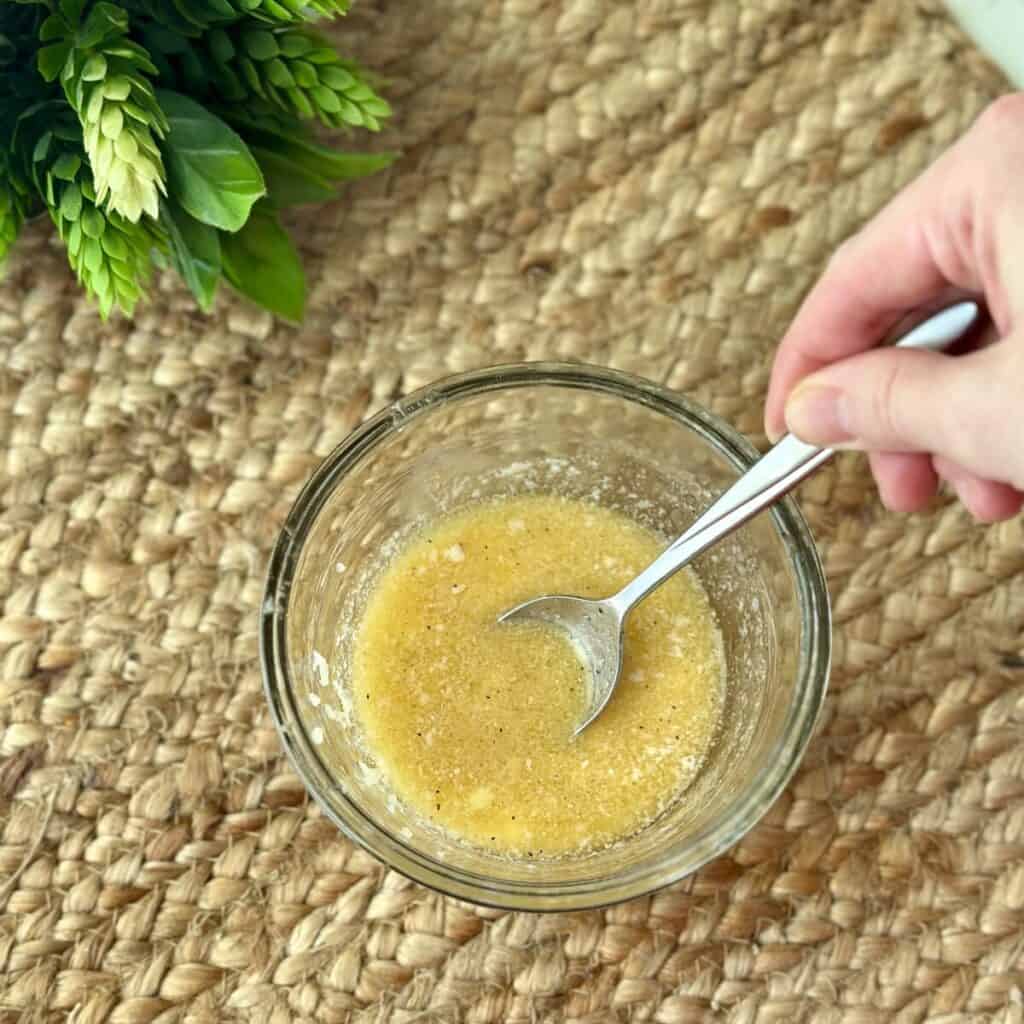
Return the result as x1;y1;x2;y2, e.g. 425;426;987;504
610;301;981;613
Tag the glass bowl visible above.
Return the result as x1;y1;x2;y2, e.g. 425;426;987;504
260;363;830;911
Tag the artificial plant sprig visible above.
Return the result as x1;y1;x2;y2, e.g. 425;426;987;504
213;26;390;130
16;98;163;316
121;0;351;35
38;0;168;222
0;0;393;321
145;23;390;131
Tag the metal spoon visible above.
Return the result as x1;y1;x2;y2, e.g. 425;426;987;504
499;302;981;735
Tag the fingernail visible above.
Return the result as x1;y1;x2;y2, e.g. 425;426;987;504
784;385;853;445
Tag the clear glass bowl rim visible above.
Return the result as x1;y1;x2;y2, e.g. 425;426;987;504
260;362;832;911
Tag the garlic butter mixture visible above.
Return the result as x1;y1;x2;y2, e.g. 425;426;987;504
351;495;724;856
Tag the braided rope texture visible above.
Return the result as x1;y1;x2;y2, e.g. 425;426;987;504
1;1;1020;1021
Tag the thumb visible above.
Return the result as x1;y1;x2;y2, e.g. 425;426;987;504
782;340;1022;486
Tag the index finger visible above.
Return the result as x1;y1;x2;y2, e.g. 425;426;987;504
763;127;982;439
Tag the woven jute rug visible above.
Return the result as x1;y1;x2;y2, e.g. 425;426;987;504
2;1;1020;1021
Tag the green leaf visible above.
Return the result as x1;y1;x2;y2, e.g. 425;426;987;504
266;59;295;89
223;113;396;182
252;146;336;207
280;33;313;58
83;237;104;273
67;219;82;257
82;54;107;81
221;205;304;322
315;150;395;180
209;0;240;17
100;106;123;139
286;87;313;119
157;90;265;232
208;30;234;64
262;0;293;19
81;206;105;238
336;97;362;125
319;66;354;90
32;132;54;164
291;61;317;89
310;86;341;114
52;153;82;181
38;42;71;82
60;0;86;25
103;76;132;101
100;230;127;260
106;43;159;78
346;83;377;102
363;97;392;118
59;184;82;221
243;30;278;61
40;16;65;43
161;199;221;312
305;49;336;65
80;3;128;49
240;58;263;96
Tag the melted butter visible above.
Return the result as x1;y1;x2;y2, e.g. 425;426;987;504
351;495;724;856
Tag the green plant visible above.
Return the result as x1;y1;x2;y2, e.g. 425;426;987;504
0;0;392;320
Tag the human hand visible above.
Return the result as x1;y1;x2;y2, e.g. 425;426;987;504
764;93;1024;522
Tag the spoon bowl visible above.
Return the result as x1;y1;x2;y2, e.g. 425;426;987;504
498;594;625;734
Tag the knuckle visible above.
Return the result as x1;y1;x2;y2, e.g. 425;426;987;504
969;94;1024;212
826;235;858;273
868;357;909;445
